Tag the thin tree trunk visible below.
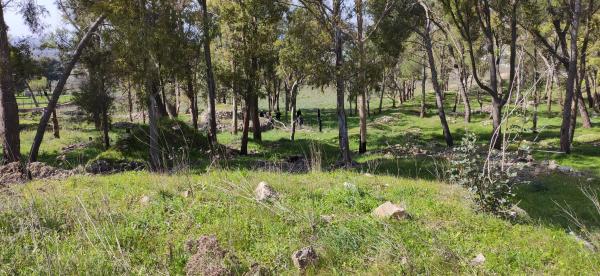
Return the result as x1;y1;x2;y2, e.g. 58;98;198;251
356;0;368;154
560;0;581;153
422;6;453;147
240;96;250;155
290;105;296;141
378;68;385;114
101;106;110;150
420;58;427;118
127;79;134;122
459;70;471;123
232;96;238;135
200;0;218;147
334;0;352;165
29;15;106;162
25;82;39;107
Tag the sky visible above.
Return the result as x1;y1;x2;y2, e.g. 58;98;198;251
4;0;62;38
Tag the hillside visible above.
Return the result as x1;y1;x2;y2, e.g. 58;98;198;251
1;171;598;274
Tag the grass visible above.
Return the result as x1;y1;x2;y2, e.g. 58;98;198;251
2;86;600;273
1;171;599;274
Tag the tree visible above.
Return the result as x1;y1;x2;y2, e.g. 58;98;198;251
74;33;115;149
216;0;286;154
297;0;353;165
28;14;106;162
521;0;597;153
441;0;520;150
370;0;453;147
199;0;218;147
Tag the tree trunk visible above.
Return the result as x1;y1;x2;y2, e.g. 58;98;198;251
127;79;134;122
42;89;60;138
0;5;21;163
420;59;427;118
232;95;238;135
378;69;385;114
186;75;198;130
334;0;352;166
101;106;110;150
356;0;368;154
459;70;472;123
200;0;218;147
422;6;453;147
25;82;39;107
240;97;250;155
560;0;581;154
290;105;296;141
28;15;106;162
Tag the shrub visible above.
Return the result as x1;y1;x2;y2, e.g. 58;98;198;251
447;133;515;215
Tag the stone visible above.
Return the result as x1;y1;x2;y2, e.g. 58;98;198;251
372;201;408;220
320;215;335;224
140;195;151;205
343;182;357;191
291;246;318;270
364;173;374;177
547;160;559;170
254;182;278;202
508;205;530;221
470;253;486;266
557;166;573;173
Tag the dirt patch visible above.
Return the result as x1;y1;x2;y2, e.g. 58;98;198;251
185;235;240;276
0;162;73;186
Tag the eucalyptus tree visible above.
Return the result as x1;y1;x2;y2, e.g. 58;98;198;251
370;0;454;147
1;0;47;162
295;0;353;165
521;0;598;153
215;0;286;154
199;0;217;147
440;0;520;150
277;8;330;125
28;0;105;162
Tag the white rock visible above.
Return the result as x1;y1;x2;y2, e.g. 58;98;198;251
372;201;408;220
557;166;573;173
470;253;486;266
343;182;357;191
364;173;374;177
140;195;150;205
320;215;335;224
254;182;278;202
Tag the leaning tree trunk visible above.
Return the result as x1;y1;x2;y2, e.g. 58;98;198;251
42;89;60;138
200;0;218;147
25;82;39;107
29;15;106;162
0;5;21;163
422;8;453;147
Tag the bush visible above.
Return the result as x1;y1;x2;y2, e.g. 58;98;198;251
447;133;515;215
